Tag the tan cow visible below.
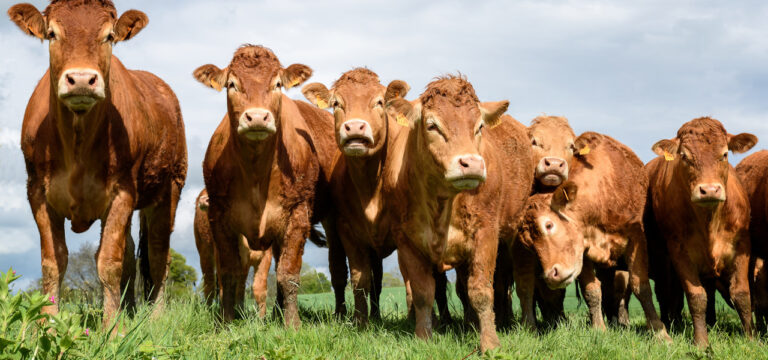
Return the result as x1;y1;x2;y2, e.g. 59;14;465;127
194;189;272;316
734;150;768;331
384;75;532;352
7;1;187;326
517;133;669;340
193;45;335;326
646;117;756;347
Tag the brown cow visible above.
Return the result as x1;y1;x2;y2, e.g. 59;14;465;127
384;75;532;352
517;133;669;339
646;117;756;347
7;1;187;326
301;68;406;325
498;115;577;328
735;150;768;331
194;189;272;316
193;45;335;326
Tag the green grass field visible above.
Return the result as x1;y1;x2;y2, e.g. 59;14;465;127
54;284;767;359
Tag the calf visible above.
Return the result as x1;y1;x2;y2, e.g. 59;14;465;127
646;117;756;347
517;133;669;340
735;150;768;331
8;1;187;325
384;75;532;352
194;189;272;316
193;45;333;326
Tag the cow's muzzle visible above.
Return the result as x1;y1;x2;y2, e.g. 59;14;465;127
445;154;486;190
692;182;726;205
535;157;568;187
543;264;576;289
339;119;374;156
238;108;276;141
57;68;106;114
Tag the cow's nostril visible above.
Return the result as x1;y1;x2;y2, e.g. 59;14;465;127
245;113;252;122
700;187;707;195
345;124;351;132
544;159;551;167
552;267;559;279
67;75;75;85
262;113;269;122
558;162;564;168
459;158;469;168
88;76;96;86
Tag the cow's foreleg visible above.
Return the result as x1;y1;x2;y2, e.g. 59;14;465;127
729;236;754;339
326;219;348;318
252;247;272;318
672;254;709;347
512;241;537;331
97;189;135;328
577;258;606;330
28;182;67;317
397;242;435;340
194;215;217;306
370;254;383;321
753;256;768;332
346;241;373;327
276;202;311;330
466;226;500;353
211;213;244;321
493;243;512;329
625;225;670;341
434;269;452;326
455;267;477;327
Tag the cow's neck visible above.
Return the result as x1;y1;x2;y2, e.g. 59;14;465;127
346;145;387;203
234;128;278;182
50;90;110;166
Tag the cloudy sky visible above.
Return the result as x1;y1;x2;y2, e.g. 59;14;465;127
1;0;767;289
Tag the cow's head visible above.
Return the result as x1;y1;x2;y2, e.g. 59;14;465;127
652;117;756;206
194;45;311;143
528;116;577;188
387;75;508;192
8;1;148;115
518;183;583;289
302;68;408;157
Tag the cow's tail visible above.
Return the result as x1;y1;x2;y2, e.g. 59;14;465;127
308;225;328;248
137;213;152;300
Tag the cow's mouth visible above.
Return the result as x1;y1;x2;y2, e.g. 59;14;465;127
545;272;575;290
447;175;485;190
239;126;276;141
692;198;725;207
341;136;373;155
538;172;565;187
61;95;100;114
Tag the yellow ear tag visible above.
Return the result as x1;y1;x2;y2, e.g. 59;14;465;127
396;114;409;127
579;145;590;156
664;151;675;161
210;79;222;92
316;97;328;109
290;78;301;88
563;187;570;202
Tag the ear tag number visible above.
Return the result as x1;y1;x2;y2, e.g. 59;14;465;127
578;145;591;156
664;151;675;161
316;97;328;109
396;114;409;127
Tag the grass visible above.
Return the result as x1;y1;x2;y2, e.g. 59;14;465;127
56;284;768;359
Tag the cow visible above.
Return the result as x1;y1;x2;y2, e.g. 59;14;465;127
734;150;768;331
7;1;187;326
193;45;336;326
498;115;577;329
383;75;532;352
302;69;453;325
646;117;756;347
516;132;670;340
194;189;272;316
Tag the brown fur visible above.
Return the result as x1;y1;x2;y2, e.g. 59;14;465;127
193;189;272;316
8;2;186;327
646;117;756;347
735;150;768;331
195;45;331;327
516;133;669;339
382;76;532;352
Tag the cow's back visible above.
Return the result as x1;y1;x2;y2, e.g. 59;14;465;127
736;150;768;257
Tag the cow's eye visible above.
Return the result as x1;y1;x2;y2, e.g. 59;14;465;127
531;138;538;147
105;32;115;43
375;99;384;108
722;152;728;161
332;100;341;109
274;80;282;89
476;123;484;136
568;143;576;152
427;123;438;132
47;29;56;40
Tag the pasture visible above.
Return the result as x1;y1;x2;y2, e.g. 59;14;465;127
34;284;766;359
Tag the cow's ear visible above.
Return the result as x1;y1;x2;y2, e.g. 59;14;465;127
385;80;410;103
386;98;421;128
551;181;578;213
301;83;331;109
728;133;757;154
282;64;312;89
573;132;604;156
480;100;509;128
7;3;46;39
651;138;679;159
193;64;227;91
114;10;148;42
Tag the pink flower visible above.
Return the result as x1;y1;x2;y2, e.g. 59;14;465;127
49;296;56;304
84;328;90;336
11;271;15;275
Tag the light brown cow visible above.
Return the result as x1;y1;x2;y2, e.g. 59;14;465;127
734;150;768;331
194;189;272;316
517;132;669;340
193;45;334;326
646;117;756;347
497;115;578;328
384;75;532;352
301;68;406;325
7;1;187;326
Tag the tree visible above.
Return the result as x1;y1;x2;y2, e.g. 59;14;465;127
166;249;197;298
381;272;404;288
298;263;331;294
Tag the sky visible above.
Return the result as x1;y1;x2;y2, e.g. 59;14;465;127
1;0;768;289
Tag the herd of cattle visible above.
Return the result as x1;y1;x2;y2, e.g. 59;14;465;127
8;0;768;352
